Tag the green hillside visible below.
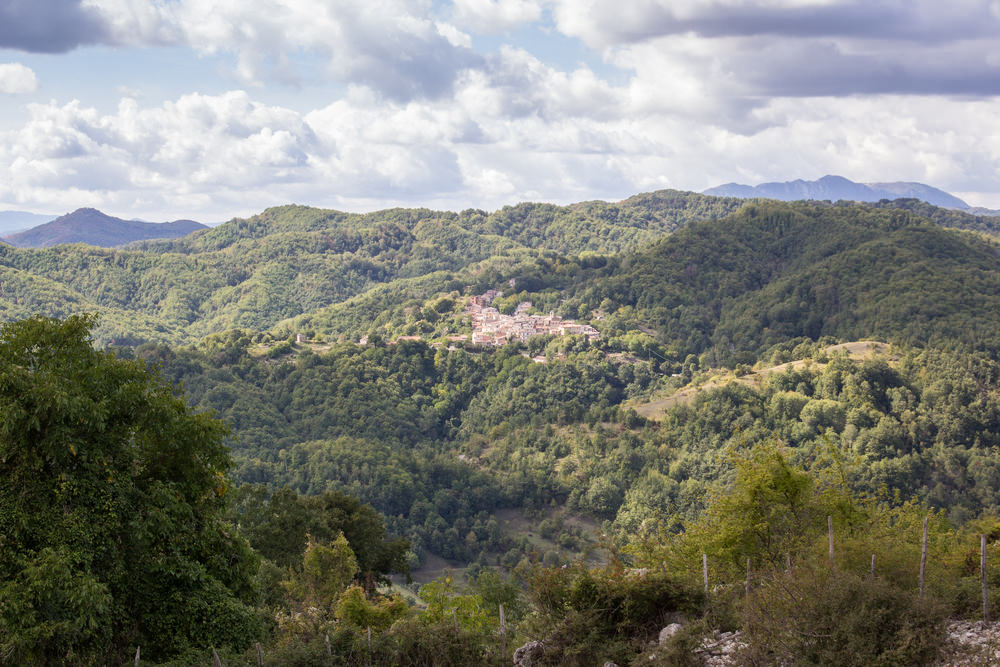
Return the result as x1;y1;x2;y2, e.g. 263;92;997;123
0;191;742;346
554;201;1000;362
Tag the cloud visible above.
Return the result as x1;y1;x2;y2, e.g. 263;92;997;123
550;0;1000;46
0;63;38;94
451;0;543;33
6;74;1000;220
0;0;109;52
83;0;483;100
550;0;1000;102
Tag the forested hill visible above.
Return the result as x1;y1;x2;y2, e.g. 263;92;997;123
0;191;744;346
553;201;1000;361
1;193;1000;350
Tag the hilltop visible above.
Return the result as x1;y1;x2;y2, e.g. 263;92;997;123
1;207;206;248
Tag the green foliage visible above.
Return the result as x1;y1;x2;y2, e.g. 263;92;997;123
740;565;948;666
558;200;1000;361
0;191;742;347
334;585;408;630
0;315;260;662
229;485;410;590
283;534;359;609
523;561;702;666
0;547;111;664
419;576;494;634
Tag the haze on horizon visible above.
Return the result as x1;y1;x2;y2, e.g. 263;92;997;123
1;0;999;222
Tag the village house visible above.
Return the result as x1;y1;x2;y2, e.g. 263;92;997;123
464;291;600;347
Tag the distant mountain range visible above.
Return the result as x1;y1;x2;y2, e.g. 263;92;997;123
703;175;976;210
1;208;207;248
0;210;57;236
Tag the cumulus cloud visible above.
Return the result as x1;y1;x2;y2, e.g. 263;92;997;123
451;0;543;33
6;70;1000;219
4;1;1000;216
0;63;38;94
550;0;1000;46
79;0;483;100
0;0;109;52
550;0;1000;102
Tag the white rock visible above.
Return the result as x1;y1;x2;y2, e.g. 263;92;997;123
659;623;684;644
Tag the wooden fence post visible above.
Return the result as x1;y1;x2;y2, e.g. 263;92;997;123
134;646;140;666
786;553;791;574
703;553;708;596
211;647;223;667
982;534;990;623
828;516;834;567
256;642;264;666
870;554;876;578
920;515;929;597
324;633;332;657
499;603;507;659
745;557;751;596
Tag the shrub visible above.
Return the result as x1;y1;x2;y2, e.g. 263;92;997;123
525;563;703;665
739;564;947;666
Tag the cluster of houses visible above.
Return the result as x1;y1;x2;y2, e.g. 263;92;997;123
466;290;600;347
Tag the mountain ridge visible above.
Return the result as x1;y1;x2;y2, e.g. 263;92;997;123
703;174;975;210
1;207;207;248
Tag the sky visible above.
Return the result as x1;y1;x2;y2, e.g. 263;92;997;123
2;0;1000;221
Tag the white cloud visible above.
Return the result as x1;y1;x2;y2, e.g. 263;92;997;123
548;0;1000;123
451;0;543;33
3;18;1000;221
0;63;38;94
86;0;482;99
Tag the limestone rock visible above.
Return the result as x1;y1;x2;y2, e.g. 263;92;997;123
659;623;684;644
513;640;546;666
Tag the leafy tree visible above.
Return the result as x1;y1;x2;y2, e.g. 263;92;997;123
0;315;259;662
283;534;359;609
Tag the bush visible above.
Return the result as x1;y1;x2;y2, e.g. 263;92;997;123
372;618;500;666
739;564;948;666
525;564;703;665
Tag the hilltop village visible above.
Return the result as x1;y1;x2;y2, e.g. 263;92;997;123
465;289;600;346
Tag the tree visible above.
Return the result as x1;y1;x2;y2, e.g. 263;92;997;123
0;315;260;662
284;534;359;609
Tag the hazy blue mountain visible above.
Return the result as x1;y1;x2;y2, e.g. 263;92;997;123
0;210;56;236
703;174;971;209
1;207;207;248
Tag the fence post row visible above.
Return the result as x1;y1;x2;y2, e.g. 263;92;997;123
982;534;990;623
828;515;834;567
499;603;507;659
703;553;708;595
919;515;929;597
693;516;991;615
